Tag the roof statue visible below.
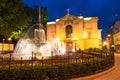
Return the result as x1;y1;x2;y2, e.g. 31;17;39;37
67;8;70;15
115;13;119;20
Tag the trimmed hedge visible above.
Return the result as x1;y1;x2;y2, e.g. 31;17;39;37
0;55;114;80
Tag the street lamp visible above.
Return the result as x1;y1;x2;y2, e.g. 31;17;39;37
103;41;107;51
2;38;5;54
107;34;114;52
8;38;12;62
103;41;107;46
108;34;111;37
107;34;111;50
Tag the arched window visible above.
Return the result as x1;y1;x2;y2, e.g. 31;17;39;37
66;25;72;38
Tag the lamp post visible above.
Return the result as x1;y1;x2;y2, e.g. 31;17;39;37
103;41;107;52
8;38;12;60
108;34;110;37
2;38;5;54
107;34;114;53
107;34;111;50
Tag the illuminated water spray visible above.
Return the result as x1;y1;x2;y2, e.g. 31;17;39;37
12;7;65;60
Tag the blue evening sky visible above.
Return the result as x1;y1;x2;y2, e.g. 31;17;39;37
23;0;120;40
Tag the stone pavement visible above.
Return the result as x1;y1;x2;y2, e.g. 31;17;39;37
71;53;120;80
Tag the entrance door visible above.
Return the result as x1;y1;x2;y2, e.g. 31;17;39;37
66;42;73;52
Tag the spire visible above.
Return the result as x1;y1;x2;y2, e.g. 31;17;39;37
67;8;70;15
38;7;41;24
115;13;119;20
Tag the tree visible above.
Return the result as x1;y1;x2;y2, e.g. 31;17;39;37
0;0;33;41
0;0;48;44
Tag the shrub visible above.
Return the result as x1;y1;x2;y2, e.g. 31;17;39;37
0;55;114;79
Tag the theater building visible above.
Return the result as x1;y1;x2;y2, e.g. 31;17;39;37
46;11;102;52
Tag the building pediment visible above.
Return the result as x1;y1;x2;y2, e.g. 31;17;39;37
59;14;79;21
55;14;80;25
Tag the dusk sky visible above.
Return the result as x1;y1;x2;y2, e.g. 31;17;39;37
23;0;120;40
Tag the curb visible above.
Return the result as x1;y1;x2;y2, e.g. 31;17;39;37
70;65;116;80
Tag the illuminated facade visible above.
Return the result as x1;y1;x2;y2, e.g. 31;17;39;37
114;31;120;52
46;11;102;51
112;20;120;52
108;15;120;52
109;19;120;52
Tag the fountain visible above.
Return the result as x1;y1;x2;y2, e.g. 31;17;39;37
13;24;52;60
12;7;65;60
